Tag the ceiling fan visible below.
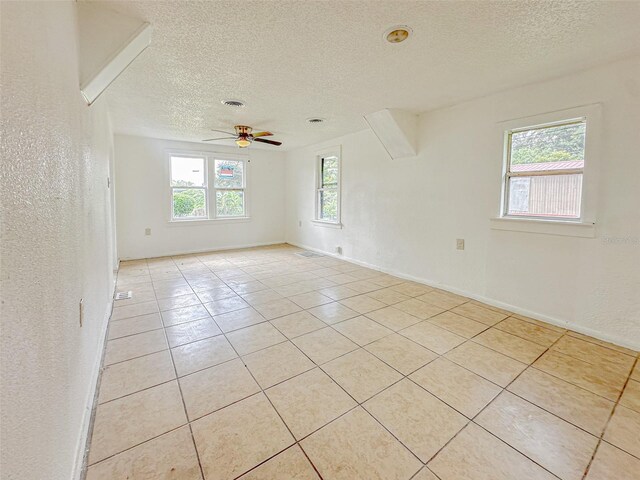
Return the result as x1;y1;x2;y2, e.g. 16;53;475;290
203;125;282;148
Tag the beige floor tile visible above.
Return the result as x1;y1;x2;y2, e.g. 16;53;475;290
343;280;382;294
253;298;302;320
603;405;640;458
476;391;599;480
508;367;615;435
365;287;410;305
86;426;201;480
566;330;638;357
427;311;489;338
154;284;194;299
292;327;358;365
213;307;265;332
161;305;210;327
266;368;356;439
274;282;315;297
180;358;260;420
495;317;562;346
333;316;393;346
289;291;333;309
585;442;640;480
326;273;359;285
449;302;507;325
412;468;439;480
445;341;526;387
307;302;359;324
473;328;548;363
238;445;320;480
511;313;567;333
370;274;405;287
428;422;556;480
631;362;640;381
157;293;201;312
365;306;423;331
241;289;284;305
365;333;437;375
171;335;237;376
244;341;315;388
226;322;287;355
410;357;501;418
323;349;402;402
89;381;187;464
111;300;159;321
620;379;640;413
394;298;445;320
390;281;433;297
230;280;269;295
191;393;294;480
301;407;422;480
400;321;466;355
108;313;163;340
204;296;250;316
364;379;468;462
99;350;176;404
533;350;627;400
103;329;168;366
165;317;221;348
318;285;360;300
551;335;635;374
338;295;386;314
196;286;237;303
270;311;327;339
416;291;466;310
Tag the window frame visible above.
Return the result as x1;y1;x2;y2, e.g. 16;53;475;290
314;146;342;226
503;118;586;222
492;104;601;238
169;153;209;221
167;150;250;223
212;158;248;219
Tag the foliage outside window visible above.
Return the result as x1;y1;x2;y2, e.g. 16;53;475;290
170;154;247;221
316;150;340;223
504;120;586;220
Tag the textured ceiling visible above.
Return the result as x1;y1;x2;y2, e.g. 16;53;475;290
94;0;640;150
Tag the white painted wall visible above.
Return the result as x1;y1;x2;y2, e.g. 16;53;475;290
285;57;640;350
0;2;116;480
115;135;286;259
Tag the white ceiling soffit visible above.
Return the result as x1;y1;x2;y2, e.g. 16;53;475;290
88;0;640;150
365;109;418;160
78;3;151;105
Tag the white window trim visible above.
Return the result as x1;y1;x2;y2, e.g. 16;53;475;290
167;150;250;223
314;145;342;226
491;104;601;238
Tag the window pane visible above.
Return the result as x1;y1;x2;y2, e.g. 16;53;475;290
510;122;585;171
507;174;582;218
319;189;338;222
214;160;244;188
216;190;245;217
171;156;205;187
172;188;206;218
321;156;338;187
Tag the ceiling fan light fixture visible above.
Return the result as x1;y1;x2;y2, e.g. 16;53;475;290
307;117;325;124
221;99;245;107
236;138;251;148
384;25;412;44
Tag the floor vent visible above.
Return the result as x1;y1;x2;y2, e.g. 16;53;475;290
295;251;324;258
114;291;132;300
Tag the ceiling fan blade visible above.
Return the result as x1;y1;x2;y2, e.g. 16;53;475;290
202;136;237;142
253;137;282;146
251;131;273;138
210;129;235;135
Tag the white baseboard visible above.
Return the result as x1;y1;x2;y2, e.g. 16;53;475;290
286;241;639;352
119;240;287;261
72;278;116;480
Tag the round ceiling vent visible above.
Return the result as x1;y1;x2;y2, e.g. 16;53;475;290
307;117;325;124
384;25;412;44
221;99;245;107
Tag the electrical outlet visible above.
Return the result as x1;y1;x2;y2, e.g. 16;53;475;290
456;239;465;250
79;298;84;327
145;228;151;236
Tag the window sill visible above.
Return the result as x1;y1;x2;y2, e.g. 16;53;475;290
311;220;343;229
490;217;595;238
168;217;251;226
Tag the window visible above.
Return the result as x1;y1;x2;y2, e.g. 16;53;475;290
169;153;247;221
503;119;586;220
170;155;207;219
316;148;340;223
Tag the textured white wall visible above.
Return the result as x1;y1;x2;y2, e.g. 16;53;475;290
0;2;116;480
115;135;287;259
285;57;640;350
